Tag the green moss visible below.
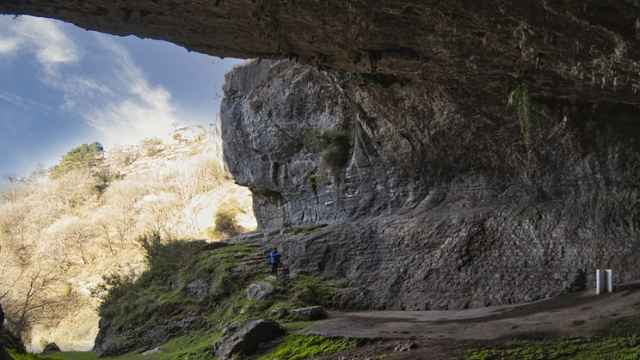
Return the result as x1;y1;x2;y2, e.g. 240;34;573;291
43;352;98;360
509;83;536;147
289;275;339;307
95;239;342;359
258;335;358;360
155;332;220;360
600;315;640;338
97;240;261;351
465;337;640;360
283;321;315;332
303;129;351;172
8;350;49;360
42;333;220;360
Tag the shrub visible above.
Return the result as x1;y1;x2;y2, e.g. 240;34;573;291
112;151;137;167
50;142;104;179
210;207;243;238
303;129;351;173
142;138;164;156
207;204;243;240
290;275;337;307
92;168;123;195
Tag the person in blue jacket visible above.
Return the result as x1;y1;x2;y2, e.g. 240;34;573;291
268;248;282;275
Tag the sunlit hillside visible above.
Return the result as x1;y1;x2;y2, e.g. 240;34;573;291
0;125;256;351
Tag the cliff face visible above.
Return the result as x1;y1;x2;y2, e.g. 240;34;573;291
4;1;640;310
222;59;640;310
3;1;640;105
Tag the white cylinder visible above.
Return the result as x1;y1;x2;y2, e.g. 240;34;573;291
596;269;605;295
606;269;614;293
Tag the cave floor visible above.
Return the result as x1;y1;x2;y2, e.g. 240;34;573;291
304;282;640;359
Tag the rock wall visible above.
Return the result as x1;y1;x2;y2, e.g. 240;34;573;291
3;1;640;105
222;59;640;310
5;0;640;311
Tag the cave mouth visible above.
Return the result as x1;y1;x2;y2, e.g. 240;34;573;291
0;15;257;352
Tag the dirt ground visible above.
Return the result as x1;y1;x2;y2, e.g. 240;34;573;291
305;282;640;359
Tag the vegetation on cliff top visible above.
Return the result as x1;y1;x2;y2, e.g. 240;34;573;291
50;143;104;179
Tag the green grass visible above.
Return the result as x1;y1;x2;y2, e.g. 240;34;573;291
41;332;220;360
46;333;356;360
283;321;315;332
9;350;49;360
257;335;358;360
465;337;640;360
467;315;640;360
43;352;98;360
91;239;342;359
289;275;340;308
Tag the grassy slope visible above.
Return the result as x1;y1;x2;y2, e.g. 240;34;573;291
31;240;354;360
466;316;640;360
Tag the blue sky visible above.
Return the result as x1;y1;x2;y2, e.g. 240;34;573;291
0;15;242;179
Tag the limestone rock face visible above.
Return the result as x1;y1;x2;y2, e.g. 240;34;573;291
213;319;285;360
290;306;327;321
6;0;640;311
93;315;203;357
3;1;640;108
222;59;640;310
246;282;275;301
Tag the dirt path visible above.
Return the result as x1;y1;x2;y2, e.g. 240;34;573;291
304;283;640;359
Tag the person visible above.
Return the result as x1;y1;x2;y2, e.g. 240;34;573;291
267;248;282;275
280;264;290;286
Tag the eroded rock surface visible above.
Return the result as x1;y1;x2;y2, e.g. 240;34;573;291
222;59;640;310
291;306;328;321
213;319;285;360
5;0;640;312
2;1;640;106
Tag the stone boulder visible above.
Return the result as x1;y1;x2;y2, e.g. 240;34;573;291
246;282;275;301
213;320;285;360
290;306;327;321
42;343;61;354
185;279;209;301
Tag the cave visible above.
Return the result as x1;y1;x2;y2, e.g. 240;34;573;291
3;0;640;311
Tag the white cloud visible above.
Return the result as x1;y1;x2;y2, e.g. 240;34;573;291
0;37;20;54
0;16;182;147
0;89;54;112
9;16;79;70
82;36;178;146
0;17;79;83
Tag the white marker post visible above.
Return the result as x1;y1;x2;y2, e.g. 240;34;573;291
596;269;605;295
606;269;614;293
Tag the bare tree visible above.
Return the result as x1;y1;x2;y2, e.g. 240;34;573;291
2;267;72;339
